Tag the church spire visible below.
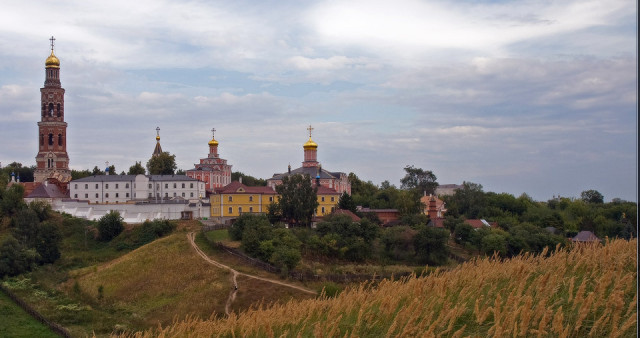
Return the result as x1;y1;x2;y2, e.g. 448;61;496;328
152;126;163;156
302;124;319;167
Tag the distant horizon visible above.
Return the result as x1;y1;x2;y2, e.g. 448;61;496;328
1;0;636;203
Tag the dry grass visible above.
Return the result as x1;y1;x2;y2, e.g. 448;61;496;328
121;239;637;337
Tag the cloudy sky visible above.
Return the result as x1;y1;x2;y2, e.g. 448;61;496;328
0;0;637;202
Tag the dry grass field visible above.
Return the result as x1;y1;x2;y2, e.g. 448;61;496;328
122;238;637;337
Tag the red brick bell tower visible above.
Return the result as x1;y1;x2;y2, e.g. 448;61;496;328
34;36;71;183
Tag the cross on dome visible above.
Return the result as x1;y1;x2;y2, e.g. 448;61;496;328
307;125;314;138
49;36;55;52
211;127;216;138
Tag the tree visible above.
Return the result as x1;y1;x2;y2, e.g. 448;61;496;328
128;161;146;175
35;222;61;264
71;169;92;180
147;152;177;175
0;162;35;182
338;192;357;212
1;184;26;217
11;209;40;248
275;174;318;226
0;236;38;277
581;190;604;204
91;166;104;176
97;211;124;241
232;171;267;186
400;165;438;196
413;226;449;265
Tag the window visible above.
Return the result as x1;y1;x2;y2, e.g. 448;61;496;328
85;194;88;198
190;192;194;197
321;207;325;214
321;196;325;202
249;196;253;202
190;183;193;188
48;134;53;145
269;197;273;202
182;183;185;188
228;196;232;202
95;184;99;189
173;183;176;188
105;193;109;198
249;207;253;212
182;193;185;197
105;184;109;189
238;207;243;214
149;184;152;189
331;197;335;202
228;207;232;214
95;193;99;198
165;184;168;189
126;193;129;198
116;184;119;189
116;193;119;198
165;193;168;197
74;184;77;189
74;194;77;198
125;183;129;188
85;184;88;189
173;193;177;197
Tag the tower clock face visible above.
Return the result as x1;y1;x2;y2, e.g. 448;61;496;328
48;94;53;98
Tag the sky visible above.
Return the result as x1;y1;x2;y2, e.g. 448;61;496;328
0;0;637;202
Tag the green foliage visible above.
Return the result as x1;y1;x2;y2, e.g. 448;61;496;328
35;222;62;264
0;236;38;277
231;171;267;186
275;174;318;227
128;161;146;175
581;189;604;204
400;165;438;196
0;162;35;182
314;214;379;261
413;226;449;265
146;152;177;175
11;209;40;248
1;184;26;217
381;226;418;261
97;211;124;241
136;220;176;246
71;169;92;180
338;192;357;212
481;233;508;256
319;282;342;298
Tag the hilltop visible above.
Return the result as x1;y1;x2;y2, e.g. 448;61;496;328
125;239;637;337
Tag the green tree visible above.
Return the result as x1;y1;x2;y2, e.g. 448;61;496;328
128;161;146;175
481;233;508;256
97;211;124;241
35;222;62;264
147;152;177;175
71;169;92;180
581;190;604;204
338;192;357;212
400;165;438;196
275;174;318;227
413;226;449;265
232;172;267;186
11;209;40;248
0;162;35;182
1;184;26;217
91;166;104;175
0;236;39;277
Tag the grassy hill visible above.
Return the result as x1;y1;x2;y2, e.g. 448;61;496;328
124;239;637;337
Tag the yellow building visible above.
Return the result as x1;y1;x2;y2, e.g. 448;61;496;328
210;181;277;217
210;180;340;219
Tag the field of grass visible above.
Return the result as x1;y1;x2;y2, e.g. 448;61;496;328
0;290;59;338
124;238;638;337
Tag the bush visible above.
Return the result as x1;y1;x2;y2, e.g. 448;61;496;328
97;211;124;241
0;236;39;277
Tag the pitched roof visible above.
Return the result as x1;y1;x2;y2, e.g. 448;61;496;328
269;166;345;181
331;209;361;222
464;219;497;229
216;181;276;194
572;231;600;242
26;182;67;199
316;185;340;195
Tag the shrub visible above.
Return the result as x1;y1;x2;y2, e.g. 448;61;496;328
97;211;124;241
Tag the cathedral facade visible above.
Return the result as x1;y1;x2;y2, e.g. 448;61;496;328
186;129;232;192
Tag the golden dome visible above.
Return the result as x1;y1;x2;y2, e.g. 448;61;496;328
45;51;60;68
156;135;160;141
208;137;219;146
303;137;318;150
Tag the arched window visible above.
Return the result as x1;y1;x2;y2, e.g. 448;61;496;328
48;103;54;117
48;134;54;146
57;104;61;117
58;134;63;146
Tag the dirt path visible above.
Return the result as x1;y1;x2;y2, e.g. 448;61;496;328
187;232;317;315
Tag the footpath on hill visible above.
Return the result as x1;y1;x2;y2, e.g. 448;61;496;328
187;232;317;315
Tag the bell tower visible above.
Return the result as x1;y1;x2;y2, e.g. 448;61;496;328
34;36;71;183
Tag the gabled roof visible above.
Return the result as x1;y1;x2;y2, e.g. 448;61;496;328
331;209;361;222
269;166;345;181
572;231;600;242
316;185;340;195
26;182;67;199
215;181;277;194
464;219;497;229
